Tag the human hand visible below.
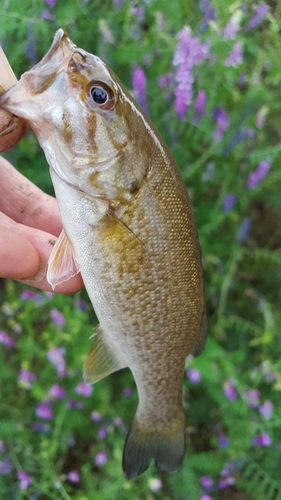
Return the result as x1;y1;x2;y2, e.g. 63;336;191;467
0;156;83;293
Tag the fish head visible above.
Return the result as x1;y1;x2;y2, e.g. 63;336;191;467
0;29;149;199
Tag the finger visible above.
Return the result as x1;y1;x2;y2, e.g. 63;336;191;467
0;211;83;294
0;156;61;236
0;224;39;279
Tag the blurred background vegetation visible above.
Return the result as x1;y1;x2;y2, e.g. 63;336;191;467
0;0;281;499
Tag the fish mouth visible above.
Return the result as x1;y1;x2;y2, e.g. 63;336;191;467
41;29;74;65
0;29;75;118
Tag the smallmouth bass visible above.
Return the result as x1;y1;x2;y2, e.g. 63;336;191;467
0;30;207;479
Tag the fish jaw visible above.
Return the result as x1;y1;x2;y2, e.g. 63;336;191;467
0;30;74;123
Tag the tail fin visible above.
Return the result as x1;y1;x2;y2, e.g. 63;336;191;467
122;411;186;480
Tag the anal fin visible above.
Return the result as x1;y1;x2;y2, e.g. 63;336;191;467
83;325;127;385
47;229;80;289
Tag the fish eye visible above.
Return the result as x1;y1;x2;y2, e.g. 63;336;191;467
91;87;107;104
88;81;116;111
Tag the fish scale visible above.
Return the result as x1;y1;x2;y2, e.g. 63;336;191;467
0;29;207;480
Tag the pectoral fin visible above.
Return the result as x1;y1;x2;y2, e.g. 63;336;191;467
47;229;80;289
83;325;127;384
98;212;149;277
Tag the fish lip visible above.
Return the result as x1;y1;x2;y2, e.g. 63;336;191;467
37;29;75;67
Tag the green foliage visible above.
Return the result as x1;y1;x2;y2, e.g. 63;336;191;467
239;460;281;500
0;0;281;499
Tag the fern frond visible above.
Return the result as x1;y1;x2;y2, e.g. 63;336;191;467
187;451;224;475
240;460;281;500
0;420;16;439
222;315;263;336
168;460;201;500
245;248;281;266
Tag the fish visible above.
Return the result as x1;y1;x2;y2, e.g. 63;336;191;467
0;29;207;480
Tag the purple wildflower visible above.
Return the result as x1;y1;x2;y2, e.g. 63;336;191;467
218;476;236;489
236;218;251;242
98;427;107;439
91;411;102;422
186;367;202;384
222;128;254;156
214;108;229;141
247;158;272;189
199;0;216;32
20;289;43;301
114;417;123;427
200;496;213;500
0;460;12;475
40;10;54;20
31;422;51;433
202;162;215;182
0;331;15;347
223;382;237;401
99;19;114;44
218;434;230;448
148;478;163;492
132;66;148;113
225;42;243;68
95;451;107;466
47;347;66;377
113;0;125;10
67;399;77;409
67;399;85;409
246;3;269;31
200;475;213;489
18;369;36;390
223;193;237;213
67;470;80;483
78;402;86;409
259;400;274;420
45;0;57;7
26;22;36;65
12;323;22;334
36;401;53;420
48;384;66;400
156;12;166;31
255;106;268;128
239;72;246;86
158;73;173;88
123;387;133;397
50;308;65;327
17;470;32;490
244;389;260;407
67;436;76;448
252;432;272;446
74;298;87;311
194;90;207;122
131;6;145;19
173;27;209;120
220;464;234;477
75;382;93;398
223;12;241;39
